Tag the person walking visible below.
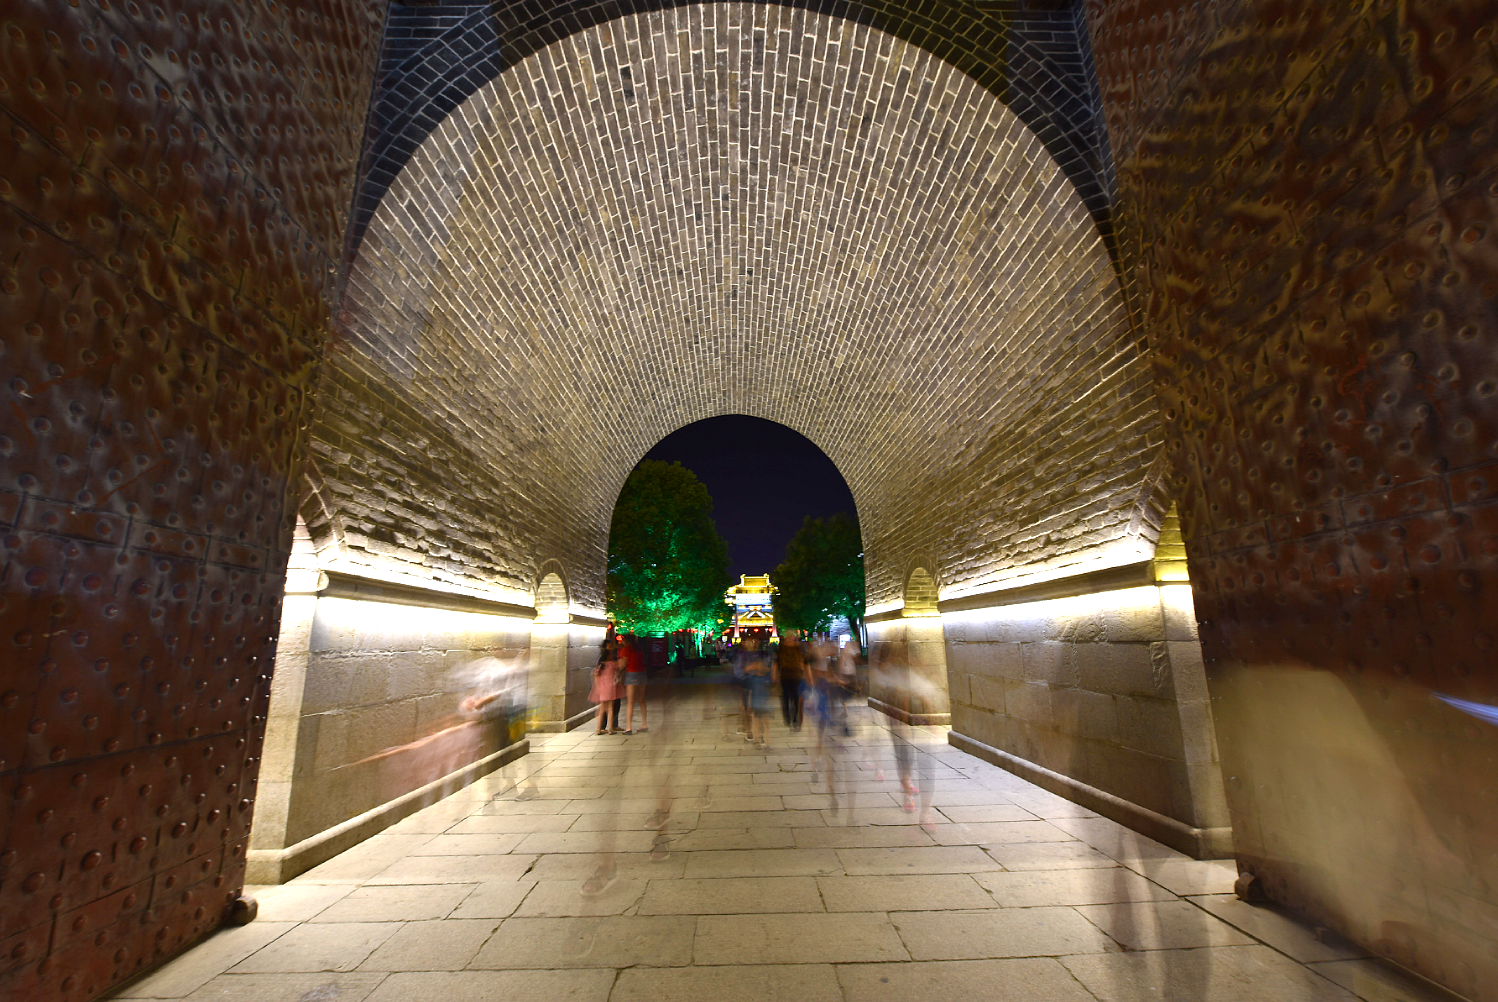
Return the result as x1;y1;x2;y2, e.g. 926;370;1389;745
744;635;773;749
619;634;649;733
734;634;759;737
774;631;806;730
590;623;623;734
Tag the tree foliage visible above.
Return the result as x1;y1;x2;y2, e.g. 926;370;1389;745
607;460;733;634
773;512;865;635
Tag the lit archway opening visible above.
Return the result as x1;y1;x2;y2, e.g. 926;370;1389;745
608;415;860;659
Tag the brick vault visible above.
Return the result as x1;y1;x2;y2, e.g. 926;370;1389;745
1;2;1497;1001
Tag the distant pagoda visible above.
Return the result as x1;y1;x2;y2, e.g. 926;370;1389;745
724;574;776;637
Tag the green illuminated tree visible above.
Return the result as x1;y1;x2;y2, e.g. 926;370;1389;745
607;460;733;634
773;512;864;637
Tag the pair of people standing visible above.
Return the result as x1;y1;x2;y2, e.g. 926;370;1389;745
590;623;649;734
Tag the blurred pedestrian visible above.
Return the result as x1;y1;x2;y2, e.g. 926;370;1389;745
744;635;773;748
736;634;760;736
774;631;806;730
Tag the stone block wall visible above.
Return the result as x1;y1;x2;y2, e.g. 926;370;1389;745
247;575;534;882
945;575;1230;858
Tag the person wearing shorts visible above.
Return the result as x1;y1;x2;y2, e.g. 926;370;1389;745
620;635;648;733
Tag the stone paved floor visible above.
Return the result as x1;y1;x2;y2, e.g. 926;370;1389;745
109;690;1454;1002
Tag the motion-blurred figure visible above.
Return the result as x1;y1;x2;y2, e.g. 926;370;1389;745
872;657;939;828
807;636;852;812
460;653;541;800
775;631;806;730
743;635;773;749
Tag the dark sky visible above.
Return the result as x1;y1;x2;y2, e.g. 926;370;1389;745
638;415;858;580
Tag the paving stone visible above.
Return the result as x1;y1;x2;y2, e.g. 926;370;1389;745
637;876;825;915
448;882;539;920
836;846;1003;875
817;874;996;912
934;804;1042;824
1306;958;1461;1002
891;908;1116;960
529;852;689;881
365;855;537;885
174;974;389;1002
309;884;477;923
976;868;1173;907
228;923;402;974
511;831;660;854
837;958;1098;1001
697;810;829;829
683;849;843;879
793;826;937;850
1122;858;1240;897
357;920;499;971
925;821;1079;846
986;841;1128;871
1074;900;1259;952
666;828;798;851
101;695;1436;1002
409;834;527;856
447;815;581;835
1189;896;1370;965
1062;945;1363;1002
511;880;650;917
469;916;696;969
694;913;908;965
611;964;843;1002
244;885;356;923
363;970;614;1001
297;836;441;884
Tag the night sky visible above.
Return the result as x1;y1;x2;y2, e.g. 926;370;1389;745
637;415;858;581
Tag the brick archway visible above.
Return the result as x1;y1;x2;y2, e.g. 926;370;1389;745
6;2;1498;999
331;4;1162;623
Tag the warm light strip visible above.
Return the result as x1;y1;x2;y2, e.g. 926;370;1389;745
317;557;534;610
940;582;1196;628
937;544;1155;606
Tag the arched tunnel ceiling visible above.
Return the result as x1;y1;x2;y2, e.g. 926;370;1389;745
349;0;1115;264
328;3;1160;610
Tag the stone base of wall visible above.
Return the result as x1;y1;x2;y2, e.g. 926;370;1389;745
950;731;1232;860
868;697;952;727
528;706;597;733
247;737;528;884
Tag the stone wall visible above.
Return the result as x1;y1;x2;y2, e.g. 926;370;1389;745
0;2;385;999
247;570;535;883
1088;0;1498;994
943;564;1230;859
